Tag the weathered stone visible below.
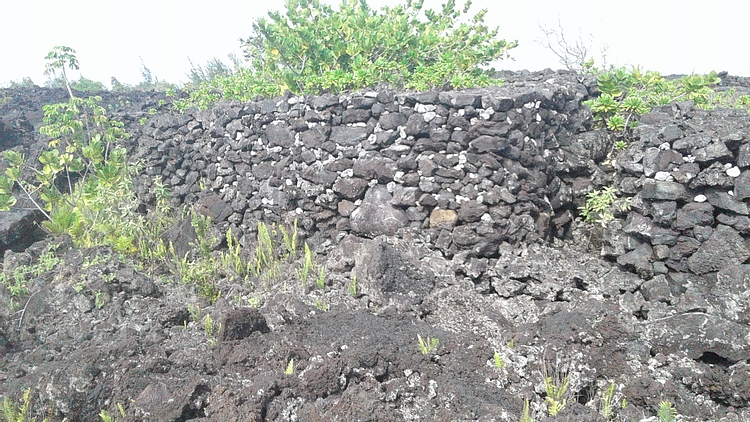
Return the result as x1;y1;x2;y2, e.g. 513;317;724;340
688;225;750;275
430;209;458;229
640;275;671;303
197;194;233;222
673;134;712;152
379;112;407;131
251;161;274;180
640;179;689;201
265;122;294;148
353;237;436;299
649;313;750;363
350;185;408;237
333;177;368;200
642;147;660;177
313;93;340;110
672;202;714;231
469;135;508;153
417;157;439;176
0;207;44;255
692;141;732;163
452;225;479;246
342;109;371;124
352;157;397;183
638;111;672;125
659;124;682;142
337;199;356;217
738;143;750;167
651;201;677;226
300;126;329;148
300;162;338;187
689;162;734;189
330;126;368;146
616;243;654;279
390;186;419;207
734;170;750;200
457;200;488;223
404;113;430;137
219;308;270;342
705;191;749;215
655;149;683;172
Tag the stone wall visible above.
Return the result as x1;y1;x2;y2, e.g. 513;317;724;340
4;70;750;283
607;102;750;283
128;72;604;262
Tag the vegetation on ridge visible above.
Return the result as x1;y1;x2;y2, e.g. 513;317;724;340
174;0;517;110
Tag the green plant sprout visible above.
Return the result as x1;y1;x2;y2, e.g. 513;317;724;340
493;351;505;369
585;66;723;138
316;266;325;290
284;358;294;375
94;291;105;309
299;242;315;288
280;219;297;259
579;186;631;226
248;296;262;308
417;334;439;355
315;297;328;312
348;274;358;297
1;389;35;422
203;314;220;346
0;244;62;309
544;375;569;416
657;401;677;422
188;304;201;322
541;360;569;417
99;409;115;422
519;398;533;422
600;381;616;419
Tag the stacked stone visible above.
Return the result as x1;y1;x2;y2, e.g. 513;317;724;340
608;102;750;279
131;74;599;262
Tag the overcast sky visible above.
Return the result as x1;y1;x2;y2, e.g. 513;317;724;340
2;0;748;88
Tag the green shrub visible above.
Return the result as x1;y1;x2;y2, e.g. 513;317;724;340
70;76;106;93
177;0;517;110
0;96;130;236
585;67;722;138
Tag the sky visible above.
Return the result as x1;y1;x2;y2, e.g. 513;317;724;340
2;0;748;88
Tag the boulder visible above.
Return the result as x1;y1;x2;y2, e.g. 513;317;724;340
350;186;408;237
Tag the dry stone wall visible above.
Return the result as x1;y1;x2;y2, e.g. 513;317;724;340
131;72;603;263
4;70;750;284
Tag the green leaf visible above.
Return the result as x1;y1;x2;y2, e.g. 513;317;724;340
40;187;63;208
4;150;24;167
0;176;14;194
38;150;61;165
0;194;16;211
5;166;21;181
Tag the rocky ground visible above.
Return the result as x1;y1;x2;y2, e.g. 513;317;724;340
0;71;749;421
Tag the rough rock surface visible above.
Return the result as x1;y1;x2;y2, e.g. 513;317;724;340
1;71;750;421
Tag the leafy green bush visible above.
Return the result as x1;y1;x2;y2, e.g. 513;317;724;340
585;67;722;136
579;186;631;227
177;0;517;110
0;96;135;250
70;76;106;93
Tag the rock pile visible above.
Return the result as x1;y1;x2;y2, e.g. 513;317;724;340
608;103;750;281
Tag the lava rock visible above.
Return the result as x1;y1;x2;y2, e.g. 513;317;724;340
688;224;750;275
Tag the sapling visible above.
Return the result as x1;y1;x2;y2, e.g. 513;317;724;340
44;46;79;98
